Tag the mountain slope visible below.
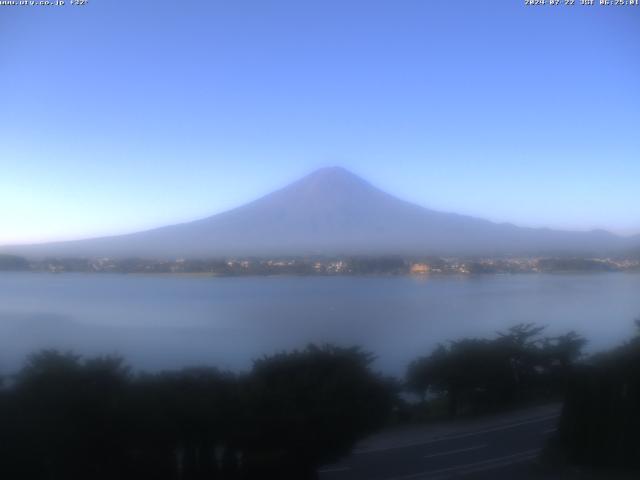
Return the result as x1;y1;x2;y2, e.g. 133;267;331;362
3;167;634;258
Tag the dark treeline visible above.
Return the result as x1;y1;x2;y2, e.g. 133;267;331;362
405;324;586;419
0;345;394;480
554;320;640;471
0;254;29;271
536;258;619;273
3;323;640;478
405;324;640;474
4;256;409;275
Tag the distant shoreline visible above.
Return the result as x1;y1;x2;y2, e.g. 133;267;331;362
2;253;639;276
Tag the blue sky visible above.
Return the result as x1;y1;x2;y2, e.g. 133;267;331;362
1;0;639;244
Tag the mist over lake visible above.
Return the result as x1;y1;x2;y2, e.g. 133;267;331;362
1;272;639;376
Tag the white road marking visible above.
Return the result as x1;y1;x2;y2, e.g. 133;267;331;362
355;414;559;454
423;444;487;459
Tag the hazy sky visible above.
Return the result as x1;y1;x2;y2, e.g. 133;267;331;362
1;0;639;245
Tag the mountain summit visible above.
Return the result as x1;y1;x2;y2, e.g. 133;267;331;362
4;167;633;258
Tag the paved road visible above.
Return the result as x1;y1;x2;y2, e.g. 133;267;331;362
318;405;561;480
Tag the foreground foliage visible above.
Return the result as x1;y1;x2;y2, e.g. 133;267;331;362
556;320;640;471
5;320;635;478
406;324;586;418
0;345;394;480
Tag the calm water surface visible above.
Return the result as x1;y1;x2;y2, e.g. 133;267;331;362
1;272;639;376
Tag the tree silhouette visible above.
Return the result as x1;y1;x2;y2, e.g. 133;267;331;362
242;345;394;479
406;324;586;418
557;319;640;471
0;345;395;479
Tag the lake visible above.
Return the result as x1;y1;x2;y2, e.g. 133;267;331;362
1;272;639;376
